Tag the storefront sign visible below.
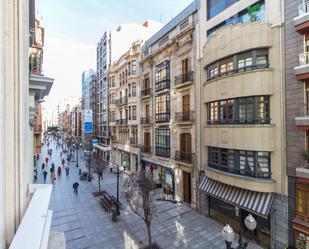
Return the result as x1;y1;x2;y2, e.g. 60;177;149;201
84;110;93;134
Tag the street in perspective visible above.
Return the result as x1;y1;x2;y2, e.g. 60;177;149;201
1;0;308;249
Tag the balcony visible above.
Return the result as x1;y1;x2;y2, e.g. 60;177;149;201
175;111;195;123
155;80;170;92
111;135;118;142
141;145;151;154
116;119;128;125
294;2;309;34
175;151;196;164
129;137;138;145
174;71;194;88
141;88;152;98
155;113;170;123
295;52;309;80
141;117;152;125
296;151;309;179
115;96;128;106
295;103;309;128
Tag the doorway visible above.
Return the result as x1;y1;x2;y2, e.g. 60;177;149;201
183;171;191;204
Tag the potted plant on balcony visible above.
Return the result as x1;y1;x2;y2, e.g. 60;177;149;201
247;3;261;22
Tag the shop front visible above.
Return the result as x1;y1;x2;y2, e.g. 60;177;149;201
199;176;274;248
141;158;175;198
293;177;309;249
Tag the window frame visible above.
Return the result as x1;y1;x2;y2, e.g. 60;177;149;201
155;128;170;158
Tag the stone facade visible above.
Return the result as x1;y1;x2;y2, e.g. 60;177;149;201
140;4;198;208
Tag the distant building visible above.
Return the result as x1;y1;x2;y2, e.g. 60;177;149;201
82;69;95;110
95;20;163;161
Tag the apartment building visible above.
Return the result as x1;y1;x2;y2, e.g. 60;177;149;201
139;1;199;207
285;0;309;248
197;0;288;248
95;21;162;161
109;41;141;172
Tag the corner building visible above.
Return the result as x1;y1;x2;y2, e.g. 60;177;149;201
285;0;309;247
197;0;288;248
140;1;199;207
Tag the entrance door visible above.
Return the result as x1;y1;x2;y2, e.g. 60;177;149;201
182;95;190;121
183;171;191;204
144;132;150;153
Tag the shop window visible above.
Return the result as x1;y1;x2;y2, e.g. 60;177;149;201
296;183;309;218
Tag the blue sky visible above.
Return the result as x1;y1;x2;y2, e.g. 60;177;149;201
39;0;194;111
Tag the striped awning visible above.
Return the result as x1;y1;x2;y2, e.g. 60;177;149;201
199;176;274;218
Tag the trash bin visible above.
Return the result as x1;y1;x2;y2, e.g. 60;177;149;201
79;169;82;175
112;208;117;222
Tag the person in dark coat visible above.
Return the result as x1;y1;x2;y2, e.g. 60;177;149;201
43;170;48;183
73;182;79;195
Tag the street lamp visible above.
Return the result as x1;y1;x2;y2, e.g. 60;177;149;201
112;161;126;216
222;214;257;249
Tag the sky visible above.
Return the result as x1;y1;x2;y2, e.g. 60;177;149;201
39;0;194;112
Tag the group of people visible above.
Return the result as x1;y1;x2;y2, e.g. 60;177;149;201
34;135;80;195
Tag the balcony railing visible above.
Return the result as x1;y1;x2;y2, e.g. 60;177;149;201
155;146;170;158
116;119;128;125
175;111;195;122
141;117;152;125
141;88;152;97
299;52;309;66
175;151;196;164
115;96;128;106
129;137;138;145
141;145;151;154
155;113;170;123
299;2;309;16
174;71;194;86
155;80;170;92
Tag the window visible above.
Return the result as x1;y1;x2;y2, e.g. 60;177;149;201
128;106;131;120
208;147;271;178
207;0;238;20
155;94;170;122
155;128;170;157
206;49;268;80
132;60;137;75
155;60;170;91
296;183;309;218
132;106;137;120
132;82;136;97
208;96;270;124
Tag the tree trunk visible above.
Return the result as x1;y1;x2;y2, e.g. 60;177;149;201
98;175;101;192
146;224;152;249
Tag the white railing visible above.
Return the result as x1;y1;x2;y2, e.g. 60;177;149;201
299;52;309;66
299;1;309;16
9;184;53;249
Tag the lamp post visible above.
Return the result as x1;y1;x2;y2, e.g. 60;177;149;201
112;160;126;216
222;214;257;249
76;143;80;167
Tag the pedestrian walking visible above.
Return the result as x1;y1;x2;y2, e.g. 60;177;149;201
41;162;45;172
57;166;62;175
73;182;79;195
33;169;37;183
43;170;48;183
51;171;56;184
50;166;55;173
62;158;65;167
65;166;69;176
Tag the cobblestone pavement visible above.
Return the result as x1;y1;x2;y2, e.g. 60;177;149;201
36;139;262;249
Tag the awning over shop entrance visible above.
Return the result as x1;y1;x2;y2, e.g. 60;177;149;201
93;144;112;151
199;176;274;218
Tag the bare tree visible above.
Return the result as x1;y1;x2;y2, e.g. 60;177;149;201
122;171;157;249
90;155;107;192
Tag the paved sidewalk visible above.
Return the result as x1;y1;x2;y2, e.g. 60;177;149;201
36;140;262;249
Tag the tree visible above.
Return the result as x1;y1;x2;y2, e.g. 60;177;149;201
90;155;107;192
122;171;157;249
